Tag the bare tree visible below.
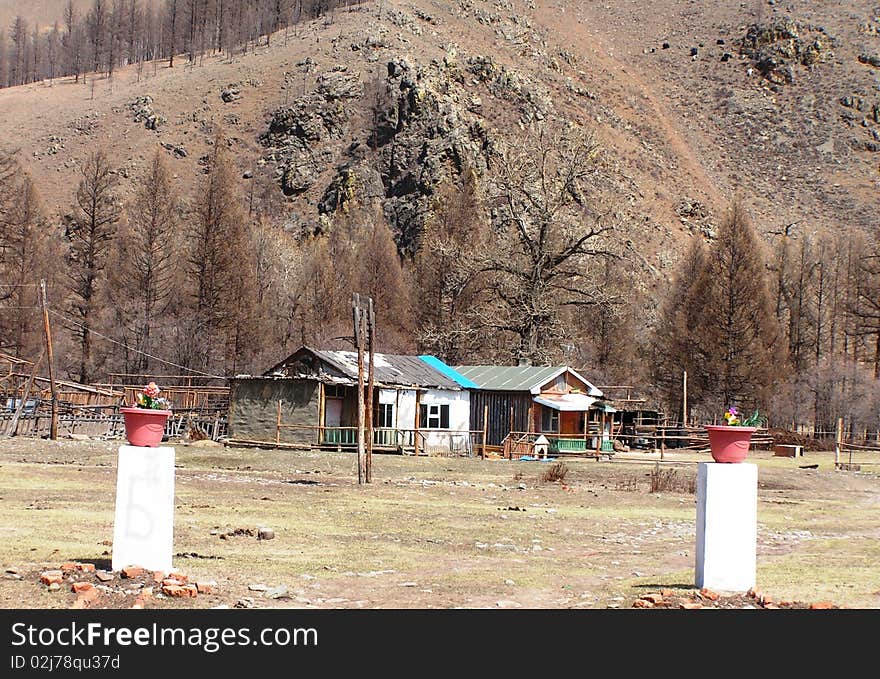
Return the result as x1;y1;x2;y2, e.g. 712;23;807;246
479;122;620;364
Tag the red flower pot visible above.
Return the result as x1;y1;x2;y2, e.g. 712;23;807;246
121;407;172;447
705;425;756;463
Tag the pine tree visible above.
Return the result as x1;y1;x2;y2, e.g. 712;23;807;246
108;151;181;372
691;201;783;411
64;150;121;383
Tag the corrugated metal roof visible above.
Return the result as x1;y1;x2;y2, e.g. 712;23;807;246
314;350;461;389
453;365;567;392
270;347;461;389
454;364;603;397
418;355;480;389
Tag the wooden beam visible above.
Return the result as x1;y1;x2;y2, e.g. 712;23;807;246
6;351;44;437
353;293;366;484
317;382;325;446
482;404;488;459
40;280;58;440
414;389;421;456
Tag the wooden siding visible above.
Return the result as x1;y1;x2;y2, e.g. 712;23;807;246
469;390;533;446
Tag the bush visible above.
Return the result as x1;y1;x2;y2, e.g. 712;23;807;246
648;463;695;494
542;461;569;483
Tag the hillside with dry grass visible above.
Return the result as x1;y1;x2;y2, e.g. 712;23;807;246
2;1;877;259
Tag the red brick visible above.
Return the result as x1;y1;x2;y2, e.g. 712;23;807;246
71;588;99;609
162;578;185;587
810;601;835;610
75;563;96;573
680;602;703;610
152;571;165;583
763;603;779;609
40;570;64;585
660;589;675;598
699;588;719;601
641;593;664;605
60;562;78;572
196;581;218;595
747;587;760;599
162;584;197;598
632;599;653;608
95;571;114;582
121;567;144;579
71;582;94;593
168;572;188;583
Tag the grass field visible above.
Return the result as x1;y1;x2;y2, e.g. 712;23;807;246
1;438;878;609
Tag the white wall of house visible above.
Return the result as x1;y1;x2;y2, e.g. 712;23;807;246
420;389;471;454
376;388;471;453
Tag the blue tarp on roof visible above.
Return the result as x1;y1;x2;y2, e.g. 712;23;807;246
418;355;480;389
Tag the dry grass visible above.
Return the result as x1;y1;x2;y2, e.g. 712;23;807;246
0;438;878;609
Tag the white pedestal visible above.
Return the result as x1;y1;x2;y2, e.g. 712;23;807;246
111;445;175;573
695;462;757;592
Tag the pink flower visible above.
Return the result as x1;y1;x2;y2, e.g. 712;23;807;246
143;382;160;398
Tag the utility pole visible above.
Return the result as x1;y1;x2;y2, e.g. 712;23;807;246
40;280;58;440
365;297;375;483
353;293;366;485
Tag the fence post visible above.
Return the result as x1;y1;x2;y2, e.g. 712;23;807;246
276;399;281;445
834;417;843;468
482;404;488;460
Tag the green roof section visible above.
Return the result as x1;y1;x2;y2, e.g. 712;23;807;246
453;365;566;392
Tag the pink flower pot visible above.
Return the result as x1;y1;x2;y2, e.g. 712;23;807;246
705;425;756;463
121;407;172;447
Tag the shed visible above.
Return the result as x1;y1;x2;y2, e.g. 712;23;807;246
229;347;472;454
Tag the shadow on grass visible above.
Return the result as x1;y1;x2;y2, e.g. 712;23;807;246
632;583;693;590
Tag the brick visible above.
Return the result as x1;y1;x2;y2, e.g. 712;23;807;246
641;593;664;605
60;562;78;572
699;588;719;601
75;563;96;573
660;589;675;598
810;601;835;609
71;588;99;609
152;571;165;583
168;571;188;583
71;582;94;593
632;599;653;608
40;570;64;585
95;571;114;582
760;594;774;605
121;567;144;579
162;584;197;598
162;578;185;587
680;602;703;610
196;581;218;595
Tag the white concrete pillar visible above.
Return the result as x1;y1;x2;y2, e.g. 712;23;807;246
111;445;175;573
695;462;757;592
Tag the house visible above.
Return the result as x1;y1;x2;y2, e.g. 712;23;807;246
228;347;474;455
453;363;614;454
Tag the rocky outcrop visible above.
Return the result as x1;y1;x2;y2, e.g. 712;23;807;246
740;20;833;83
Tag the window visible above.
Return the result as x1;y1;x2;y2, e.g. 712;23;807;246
541;407;559;433
419;403;450;429
377;403;394;428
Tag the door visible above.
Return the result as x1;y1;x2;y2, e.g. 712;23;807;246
324;398;343;443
